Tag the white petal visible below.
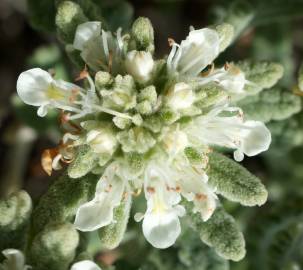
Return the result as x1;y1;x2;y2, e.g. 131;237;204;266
74;162;125;231
37;105;48;117
2;249;26;270
71;260;101;270
16;68;53;106
81;36;104;71
178;28;220;76
142;209;181;249
73;22;101;51
241;121;271;157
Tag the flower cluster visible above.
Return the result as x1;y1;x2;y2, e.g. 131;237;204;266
16;18;271;249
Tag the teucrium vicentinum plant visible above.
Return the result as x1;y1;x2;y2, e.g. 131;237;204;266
3;1;301;269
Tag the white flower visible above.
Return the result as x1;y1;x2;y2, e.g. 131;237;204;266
74;22;124;74
74;161;127;231
73;22;101;51
125;50;154;83
0;249;30;270
198;65;247;94
135;161;185;249
187;106;271;161
167;28;220;76
71;260;101;270
16;68;82;117
165;82;195;110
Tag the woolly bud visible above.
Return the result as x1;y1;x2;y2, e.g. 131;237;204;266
131;17;154;52
56;1;87;43
95;71;113;90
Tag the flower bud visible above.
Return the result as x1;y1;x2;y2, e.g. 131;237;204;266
125;50;154;83
166;82;195;110
131;17;154;52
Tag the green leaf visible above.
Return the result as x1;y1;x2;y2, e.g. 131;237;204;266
98;194;132;249
29;223;79;270
33;173;98;233
236;61;284;96
185;203;246;261
238;87;301;123
207;152;268;206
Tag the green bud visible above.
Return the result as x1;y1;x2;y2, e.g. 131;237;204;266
68;145;98;179
160;109;180;125
113;116;132;129
184;147;208;166
136;100;153;115
207;152;268;206
214;23;234;52
95;71;113;90
131;17;154;52
117;127;156;154
56;1;87;43
29;223;79;270
99;195;132;249
0;191;32;249
125;152;145;176
184;201;246;261
143;115;162;133
132;114;143;126
138;85;157;105
236;61;284;95
33;173;98;233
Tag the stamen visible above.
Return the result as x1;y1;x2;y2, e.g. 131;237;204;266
195;193;207;201
91;104;133;119
75;65;88;81
116;28;123;51
168;38;175;47
108;50;113;73
102;30;110;61
147;187;155;193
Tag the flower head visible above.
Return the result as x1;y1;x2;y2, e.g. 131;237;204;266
16;18;272;250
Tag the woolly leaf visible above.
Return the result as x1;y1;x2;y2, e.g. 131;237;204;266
29;223;79;270
185;203;246;261
236;61;284;96
98;194;132;249
207;152;268;206
0;191;32;250
238;87;301;123
33;173;98;233
68;145;98;178
56;1;88;44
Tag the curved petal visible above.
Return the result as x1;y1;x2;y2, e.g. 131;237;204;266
142;209;181;249
73;22;101;51
71;260;101;270
241;121;271;157
16;68;53;106
74;162;125;231
2;249;26;270
178;28;220;76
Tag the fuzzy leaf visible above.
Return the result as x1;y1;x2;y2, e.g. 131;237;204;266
185;202;246;261
98;194;132;249
68;145;98;178
207;152;268;206
236;61;284;96
33;173;98;233
238;87;301;123
0;191;32;250
29;223;79;270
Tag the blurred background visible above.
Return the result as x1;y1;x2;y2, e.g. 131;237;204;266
1;0;303;269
